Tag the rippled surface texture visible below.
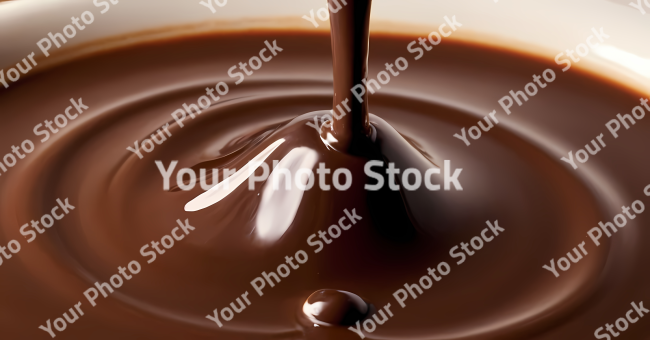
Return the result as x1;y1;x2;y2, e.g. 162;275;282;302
0;32;649;339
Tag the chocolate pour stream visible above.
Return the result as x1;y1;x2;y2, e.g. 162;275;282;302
322;0;373;153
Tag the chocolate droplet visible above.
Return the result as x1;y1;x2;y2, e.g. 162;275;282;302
303;289;369;326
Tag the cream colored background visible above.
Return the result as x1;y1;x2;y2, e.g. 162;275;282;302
0;0;648;89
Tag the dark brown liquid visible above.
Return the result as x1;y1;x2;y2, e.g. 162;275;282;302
0;30;649;340
323;0;372;153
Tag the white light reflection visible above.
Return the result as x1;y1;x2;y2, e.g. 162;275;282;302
254;147;318;243
184;138;285;212
303;301;328;325
594;45;650;78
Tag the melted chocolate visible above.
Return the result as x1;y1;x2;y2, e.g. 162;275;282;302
303;289;368;326
323;0;373;153
0;17;649;340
